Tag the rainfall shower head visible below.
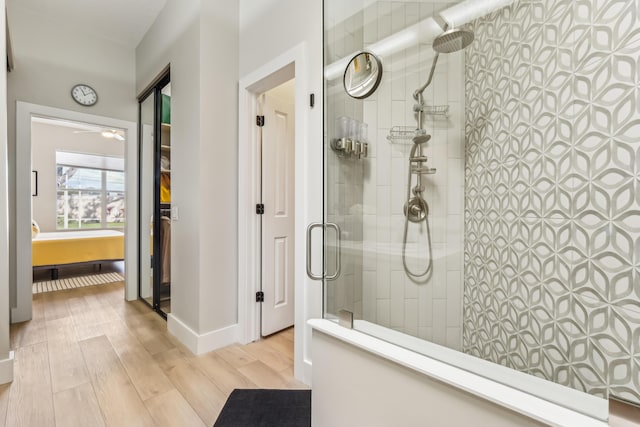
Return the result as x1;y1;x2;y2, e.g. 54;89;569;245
432;28;475;53
413;26;475;101
412;133;432;144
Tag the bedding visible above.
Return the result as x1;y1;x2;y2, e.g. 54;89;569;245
32;229;124;267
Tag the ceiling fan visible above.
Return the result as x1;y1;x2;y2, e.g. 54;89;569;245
73;128;125;141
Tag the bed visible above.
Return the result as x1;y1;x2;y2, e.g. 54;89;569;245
32;230;125;279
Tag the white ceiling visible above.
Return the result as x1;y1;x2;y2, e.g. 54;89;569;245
266;79;295;103
32;117;126;141
8;0;169;47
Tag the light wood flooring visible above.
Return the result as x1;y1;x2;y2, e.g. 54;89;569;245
2;281;304;427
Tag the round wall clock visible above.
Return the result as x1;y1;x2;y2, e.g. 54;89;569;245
71;84;98;106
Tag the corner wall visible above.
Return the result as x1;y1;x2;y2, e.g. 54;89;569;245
136;0;202;335
198;0;240;335
136;0;240;346
0;0;13;383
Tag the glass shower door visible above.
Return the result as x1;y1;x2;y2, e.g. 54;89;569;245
321;0;467;344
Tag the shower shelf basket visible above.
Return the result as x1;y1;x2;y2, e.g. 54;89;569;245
387;126;427;143
414;104;450;117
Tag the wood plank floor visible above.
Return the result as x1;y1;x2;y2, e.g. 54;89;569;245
2;281;304;427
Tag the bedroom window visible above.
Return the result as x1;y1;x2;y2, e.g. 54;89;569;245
56;165;125;230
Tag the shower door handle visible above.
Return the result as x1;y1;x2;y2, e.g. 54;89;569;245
306;223;325;280
325;223;341;281
306;222;342;281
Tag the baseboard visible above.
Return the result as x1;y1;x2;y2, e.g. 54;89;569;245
298;359;312;386
167;314;239;355
11;306;31;324
0;351;14;384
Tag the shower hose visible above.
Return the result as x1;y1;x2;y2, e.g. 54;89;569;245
402;143;434;281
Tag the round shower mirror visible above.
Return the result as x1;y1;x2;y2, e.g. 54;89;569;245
343;51;383;99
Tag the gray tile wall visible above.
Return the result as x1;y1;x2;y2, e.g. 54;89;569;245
463;0;640;403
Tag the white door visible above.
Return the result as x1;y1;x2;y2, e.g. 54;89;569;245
261;92;295;336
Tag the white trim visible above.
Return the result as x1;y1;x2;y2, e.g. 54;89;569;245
167;314;238;355
15;102;138;323
309;319;608;427
0;1;11;382
238;42;316;385
0;351;14;385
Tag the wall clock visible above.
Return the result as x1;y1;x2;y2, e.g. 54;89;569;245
71;84;98;106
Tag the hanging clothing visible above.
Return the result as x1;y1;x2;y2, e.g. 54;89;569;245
160;172;171;203
160;216;171;284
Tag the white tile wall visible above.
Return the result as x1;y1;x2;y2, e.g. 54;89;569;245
325;1;464;350
362;2;465;350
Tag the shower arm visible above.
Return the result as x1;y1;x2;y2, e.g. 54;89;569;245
413;52;440;132
412;23;448;104
412;51;441;103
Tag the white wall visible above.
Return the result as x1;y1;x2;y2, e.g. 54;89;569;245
137;0;202;334
139;0;202;334
198;0;240;334
239;0;321;78
31;123;125;232
0;0;13;384
6;1;137;309
136;0;240;346
239;0;323;383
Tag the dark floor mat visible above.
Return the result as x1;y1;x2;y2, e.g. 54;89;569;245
213;389;311;427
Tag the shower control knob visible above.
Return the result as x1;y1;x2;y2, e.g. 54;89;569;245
404;197;428;223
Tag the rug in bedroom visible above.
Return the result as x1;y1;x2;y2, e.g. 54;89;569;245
32;272;125;294
213;389;311;427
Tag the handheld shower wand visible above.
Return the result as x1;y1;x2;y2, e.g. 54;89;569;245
402;26;474;282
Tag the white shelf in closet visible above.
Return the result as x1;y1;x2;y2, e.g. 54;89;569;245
161;144;171;151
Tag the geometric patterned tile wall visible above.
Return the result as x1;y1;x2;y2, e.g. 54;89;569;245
464;0;640;403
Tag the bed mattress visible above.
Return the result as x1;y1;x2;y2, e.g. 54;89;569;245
32;229;125;267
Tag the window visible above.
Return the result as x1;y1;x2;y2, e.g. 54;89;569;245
56;165;125;229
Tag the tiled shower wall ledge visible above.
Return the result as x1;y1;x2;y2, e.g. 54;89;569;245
463;0;640;403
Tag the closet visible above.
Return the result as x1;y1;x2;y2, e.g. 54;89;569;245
138;69;172;317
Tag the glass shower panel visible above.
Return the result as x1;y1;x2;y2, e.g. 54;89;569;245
139;92;155;307
324;1;465;346
323;0;640;412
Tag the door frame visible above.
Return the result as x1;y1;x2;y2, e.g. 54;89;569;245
136;69;171;318
15;102;138;322
238;42;318;384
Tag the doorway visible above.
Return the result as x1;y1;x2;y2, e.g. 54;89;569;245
238;43;317;384
15;102;138;323
259;79;296;337
31;117;127;293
